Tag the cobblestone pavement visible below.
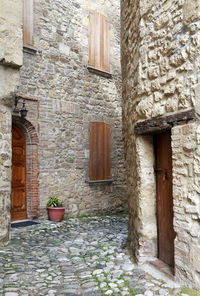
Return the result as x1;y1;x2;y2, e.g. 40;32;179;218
0;215;190;296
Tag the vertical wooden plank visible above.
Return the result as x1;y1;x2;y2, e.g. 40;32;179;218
100;14;104;71
89;122;95;180
90;122;100;180
105;18;110;72
94;11;101;69
23;0;34;46
89;11;101;69
89;11;95;67
99;121;104;179
101;15;110;72
104;124;111;179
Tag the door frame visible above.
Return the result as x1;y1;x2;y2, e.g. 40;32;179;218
132;132;176;274
133;110;195;276
154;131;175;270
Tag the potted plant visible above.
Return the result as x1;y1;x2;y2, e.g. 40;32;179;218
46;195;66;222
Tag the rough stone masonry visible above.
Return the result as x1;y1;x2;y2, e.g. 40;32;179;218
16;0;127;219
121;0;200;290
0;0;23;245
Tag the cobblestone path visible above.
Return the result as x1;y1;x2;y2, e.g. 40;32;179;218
0;215;188;296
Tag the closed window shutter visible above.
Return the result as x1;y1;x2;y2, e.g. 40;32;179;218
90;122;111;181
23;0;34;46
89;11;110;72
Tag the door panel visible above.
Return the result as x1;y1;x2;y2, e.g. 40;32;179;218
11;125;27;221
155;131;175;269
12;166;26;184
11;190;26;208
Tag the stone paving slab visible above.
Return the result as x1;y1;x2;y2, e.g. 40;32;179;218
0;215;192;296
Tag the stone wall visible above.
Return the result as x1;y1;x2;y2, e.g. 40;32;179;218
121;0;141;259
17;0;127;218
0;0;22;245
121;0;200;289
172;123;200;288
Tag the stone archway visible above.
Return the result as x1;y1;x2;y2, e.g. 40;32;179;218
12;115;39;219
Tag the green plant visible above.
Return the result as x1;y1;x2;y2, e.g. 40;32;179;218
65;215;75;219
46;195;64;207
179;287;200;296
78;214;89;218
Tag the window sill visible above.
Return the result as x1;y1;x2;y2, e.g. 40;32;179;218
87;66;112;78
23;46;37;55
88;179;114;184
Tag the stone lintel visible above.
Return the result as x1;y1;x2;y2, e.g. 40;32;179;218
134;109;195;135
16;93;39;101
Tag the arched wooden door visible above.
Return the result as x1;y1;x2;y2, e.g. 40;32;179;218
11;125;27;221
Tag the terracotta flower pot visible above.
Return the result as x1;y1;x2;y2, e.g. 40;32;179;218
47;207;66;222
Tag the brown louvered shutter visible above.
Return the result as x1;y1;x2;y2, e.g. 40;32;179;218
23;0;34;47
89;11;110;72
90;122;111;181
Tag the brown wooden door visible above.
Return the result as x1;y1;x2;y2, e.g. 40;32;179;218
155;131;175;269
11;125;27;221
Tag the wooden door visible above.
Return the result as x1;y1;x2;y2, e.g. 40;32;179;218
155;131;175;269
11;125;27;221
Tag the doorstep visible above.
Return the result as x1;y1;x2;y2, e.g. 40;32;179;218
149;259;174;279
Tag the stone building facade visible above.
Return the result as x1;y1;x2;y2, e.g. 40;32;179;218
10;0;127;222
121;0;200;289
0;0;23;245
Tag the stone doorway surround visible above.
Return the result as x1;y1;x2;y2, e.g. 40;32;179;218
12;115;39;220
131;109;199;287
154;131;175;271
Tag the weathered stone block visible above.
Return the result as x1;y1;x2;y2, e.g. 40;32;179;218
190;245;200;271
184;0;200;25
0;0;23;67
148;66;159;79
0;66;20;106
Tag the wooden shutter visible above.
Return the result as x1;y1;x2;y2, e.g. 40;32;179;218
90;122;111;181
23;0;34;46
89;11;110;72
101;14;110;72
